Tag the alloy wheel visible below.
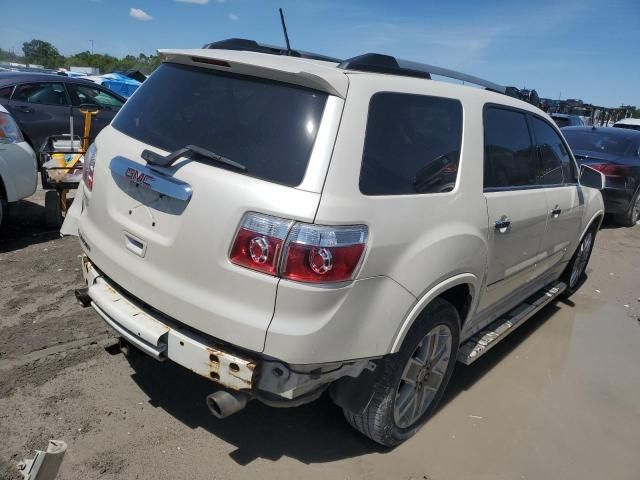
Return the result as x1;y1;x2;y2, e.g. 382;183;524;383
393;324;452;428
569;232;593;289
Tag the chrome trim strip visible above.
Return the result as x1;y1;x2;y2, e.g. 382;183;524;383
110;156;193;202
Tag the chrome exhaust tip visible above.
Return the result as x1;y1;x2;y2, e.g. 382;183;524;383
206;390;250;419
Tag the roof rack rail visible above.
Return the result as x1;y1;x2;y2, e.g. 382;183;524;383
202;38;342;63
338;53;506;94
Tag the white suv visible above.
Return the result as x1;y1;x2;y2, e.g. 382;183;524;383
67;39;605;446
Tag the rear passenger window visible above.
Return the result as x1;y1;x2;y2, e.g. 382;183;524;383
0;86;13;99
484;107;537;189
531;117;572;184
360;92;462;195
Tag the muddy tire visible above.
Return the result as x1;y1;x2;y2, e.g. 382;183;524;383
342;298;459;447
562;225;597;297
613;190;640;228
44;190;63;230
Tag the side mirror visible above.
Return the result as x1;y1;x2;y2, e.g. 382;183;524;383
579;164;605;190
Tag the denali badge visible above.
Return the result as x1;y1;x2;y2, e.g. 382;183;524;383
110;156;193;202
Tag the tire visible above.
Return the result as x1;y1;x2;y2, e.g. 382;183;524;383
613;190;640;227
561;225;597;297
0;192;7;232
44;190;63;230
342;298;460;447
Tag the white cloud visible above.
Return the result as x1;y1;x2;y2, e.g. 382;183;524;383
228;13;239;21
129;8;152;21
175;0;210;3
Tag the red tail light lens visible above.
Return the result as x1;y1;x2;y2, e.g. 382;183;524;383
282;224;368;283
82;143;97;192
589;163;630;178
229;214;369;284
229;213;293;275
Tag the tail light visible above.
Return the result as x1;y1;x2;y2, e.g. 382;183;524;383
82;143;97;191
229;213;368;284
229;213;293;275
589;163;630;178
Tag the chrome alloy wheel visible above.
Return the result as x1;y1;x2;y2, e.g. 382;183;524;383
569;231;594;289
393;324;452;428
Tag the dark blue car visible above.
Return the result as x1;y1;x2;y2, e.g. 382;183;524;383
563;126;640;226
0;72;126;150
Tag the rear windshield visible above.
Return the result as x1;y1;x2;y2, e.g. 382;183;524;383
563;130;635;156
112;63;328;187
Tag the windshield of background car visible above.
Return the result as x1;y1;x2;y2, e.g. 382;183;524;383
112;63;328;187
0;111;24;143
563;130;635;157
552;117;569;128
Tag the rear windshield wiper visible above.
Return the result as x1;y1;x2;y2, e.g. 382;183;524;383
142;145;247;172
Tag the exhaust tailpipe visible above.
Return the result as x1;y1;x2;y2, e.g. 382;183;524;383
206;391;250;419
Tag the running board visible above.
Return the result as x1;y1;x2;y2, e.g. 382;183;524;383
458;281;566;365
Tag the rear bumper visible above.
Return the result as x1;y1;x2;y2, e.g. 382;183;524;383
601;187;635;214
81;255;372;401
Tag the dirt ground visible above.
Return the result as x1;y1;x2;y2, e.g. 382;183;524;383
1;188;639;480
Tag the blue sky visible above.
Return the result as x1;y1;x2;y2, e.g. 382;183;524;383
1;0;638;107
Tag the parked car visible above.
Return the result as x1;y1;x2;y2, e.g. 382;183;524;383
65;41;605;447
551;113;584;128
0;104;37;230
612;118;640;131
563;126;640;226
0;72;126;151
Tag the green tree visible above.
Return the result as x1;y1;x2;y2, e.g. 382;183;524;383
22;39;62;68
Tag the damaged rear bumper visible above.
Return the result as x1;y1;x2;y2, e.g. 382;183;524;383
81;255;373;404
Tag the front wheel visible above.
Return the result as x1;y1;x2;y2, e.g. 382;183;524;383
342;298;459;447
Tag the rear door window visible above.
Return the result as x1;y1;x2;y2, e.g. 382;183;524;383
359;92;463;195
112;63;328;187
0;86;14;99
12;83;70;106
483;107;537;189
530;116;572;184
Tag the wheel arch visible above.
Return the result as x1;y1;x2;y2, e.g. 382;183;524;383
390;273;479;353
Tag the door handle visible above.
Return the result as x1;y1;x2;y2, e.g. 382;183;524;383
14;105;32;113
494;217;511;233
551;207;562;218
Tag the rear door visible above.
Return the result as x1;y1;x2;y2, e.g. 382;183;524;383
7;82;72;149
479;106;549;311
529;115;582;278
78;62;339;352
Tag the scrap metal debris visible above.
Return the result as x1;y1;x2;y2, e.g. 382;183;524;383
17;440;67;480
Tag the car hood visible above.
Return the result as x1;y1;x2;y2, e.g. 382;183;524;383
572;150;621;164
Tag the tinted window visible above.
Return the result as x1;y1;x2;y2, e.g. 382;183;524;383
113;63;327;187
73;84;123;111
13;83;69;106
484;107;537;189
562;129;635;157
531;117;568;184
360;92;462;195
0;86;13;99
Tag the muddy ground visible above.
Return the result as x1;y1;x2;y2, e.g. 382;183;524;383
1;188;639;480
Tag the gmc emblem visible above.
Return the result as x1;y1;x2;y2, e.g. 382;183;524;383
125;167;154;188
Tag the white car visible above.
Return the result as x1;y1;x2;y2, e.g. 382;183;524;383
0;104;37;230
613;118;640;131
67;39;605;446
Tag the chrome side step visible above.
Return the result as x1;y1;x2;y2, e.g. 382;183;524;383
458;281;566;365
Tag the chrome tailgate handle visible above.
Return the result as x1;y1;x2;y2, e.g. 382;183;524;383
110;156;193;202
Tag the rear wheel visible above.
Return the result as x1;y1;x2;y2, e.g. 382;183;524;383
613;190;640;227
562;226;596;296
342;298;459;447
